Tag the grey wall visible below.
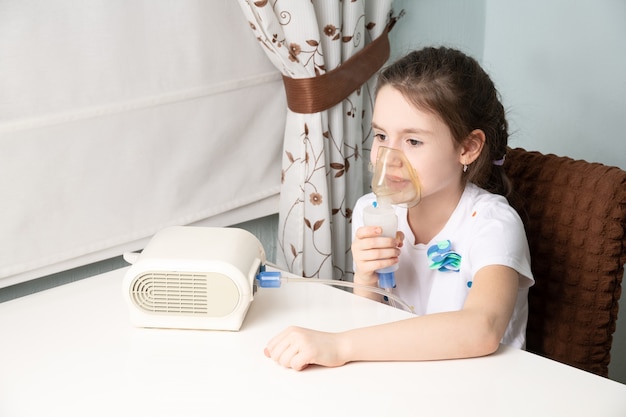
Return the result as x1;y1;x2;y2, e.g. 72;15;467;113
390;0;626;384
483;0;626;169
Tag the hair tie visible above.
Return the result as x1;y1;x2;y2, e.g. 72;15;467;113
492;155;506;166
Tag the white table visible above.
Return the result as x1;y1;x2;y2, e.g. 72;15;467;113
1;267;625;417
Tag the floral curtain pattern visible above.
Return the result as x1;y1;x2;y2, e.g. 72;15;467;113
238;0;394;280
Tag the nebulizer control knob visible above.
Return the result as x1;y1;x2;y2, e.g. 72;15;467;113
363;146;421;289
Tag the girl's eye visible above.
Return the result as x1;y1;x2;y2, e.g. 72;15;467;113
407;138;422;146
374;133;387;142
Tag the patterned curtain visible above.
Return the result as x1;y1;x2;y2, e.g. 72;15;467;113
238;0;396;280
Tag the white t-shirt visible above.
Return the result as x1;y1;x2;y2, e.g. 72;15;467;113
352;183;534;348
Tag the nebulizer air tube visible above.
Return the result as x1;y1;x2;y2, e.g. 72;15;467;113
258;262;415;314
363;146;421;293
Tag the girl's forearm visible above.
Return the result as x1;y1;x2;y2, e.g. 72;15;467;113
340;311;501;363
353;272;382;301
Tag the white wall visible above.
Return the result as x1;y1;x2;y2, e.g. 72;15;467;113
390;0;626;383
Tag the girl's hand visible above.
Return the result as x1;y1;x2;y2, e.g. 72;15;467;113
264;326;349;371
351;226;404;282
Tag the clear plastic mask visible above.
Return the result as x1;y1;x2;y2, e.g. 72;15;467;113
370;146;421;207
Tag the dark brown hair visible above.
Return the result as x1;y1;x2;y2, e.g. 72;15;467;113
377;46;512;199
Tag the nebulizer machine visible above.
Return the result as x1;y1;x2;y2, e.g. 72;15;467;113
121;146;419;332
122;225;414;332
363;146;421;290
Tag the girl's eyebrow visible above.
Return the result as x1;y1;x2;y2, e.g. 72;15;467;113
371;121;433;136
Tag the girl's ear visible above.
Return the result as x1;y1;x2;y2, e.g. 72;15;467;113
459;129;486;165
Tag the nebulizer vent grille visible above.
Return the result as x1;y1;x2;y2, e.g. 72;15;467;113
131;272;211;315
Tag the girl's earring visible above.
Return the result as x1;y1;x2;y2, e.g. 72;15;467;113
463;164;468;173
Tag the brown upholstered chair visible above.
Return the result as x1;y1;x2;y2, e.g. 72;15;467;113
504;147;626;377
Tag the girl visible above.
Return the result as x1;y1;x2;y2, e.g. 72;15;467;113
264;47;534;370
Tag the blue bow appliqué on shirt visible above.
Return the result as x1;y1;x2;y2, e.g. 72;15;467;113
427;240;461;272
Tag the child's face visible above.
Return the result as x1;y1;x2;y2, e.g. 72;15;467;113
371;85;463;201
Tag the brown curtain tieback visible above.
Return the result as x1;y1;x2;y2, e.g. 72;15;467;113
282;23;393;114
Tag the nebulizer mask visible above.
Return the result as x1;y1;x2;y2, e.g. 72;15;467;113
363;146;421;289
